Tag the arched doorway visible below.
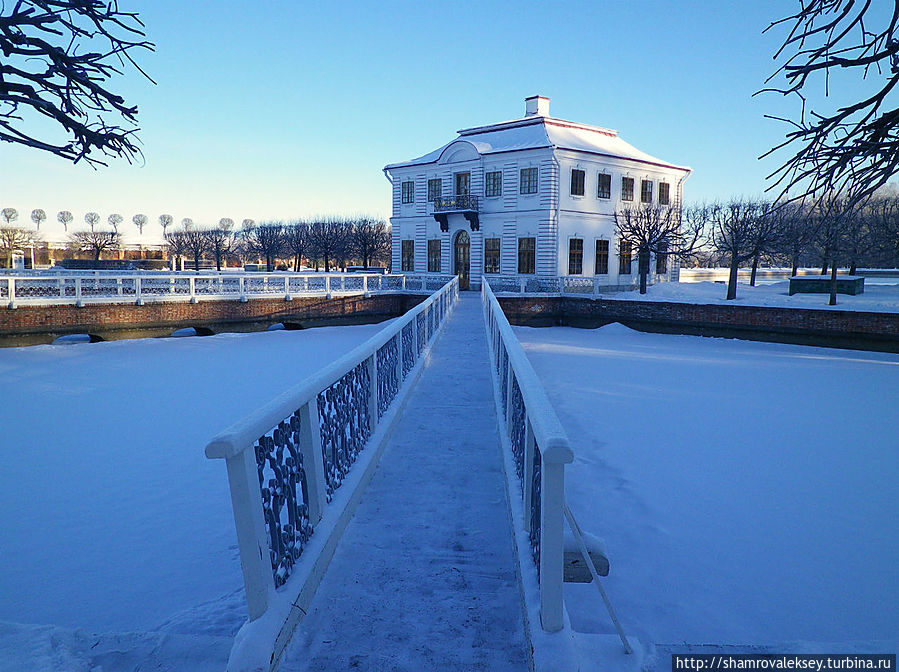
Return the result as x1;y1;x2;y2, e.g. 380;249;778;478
454;230;470;290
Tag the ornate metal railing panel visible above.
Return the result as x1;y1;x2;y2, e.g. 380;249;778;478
561;276;595;293
416;313;426;355
377;334;399;418
254;412;314;587
433;194;479;212
500;347;510;415
509;376;526;481
317;361;371;499
401;321;415;377
530;446;542;573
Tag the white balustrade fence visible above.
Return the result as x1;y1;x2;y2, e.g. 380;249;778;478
481;279;574;633
487;274;659;295
0;272;447;308
204;277;459;624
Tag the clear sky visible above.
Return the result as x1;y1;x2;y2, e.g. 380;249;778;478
0;1;864;234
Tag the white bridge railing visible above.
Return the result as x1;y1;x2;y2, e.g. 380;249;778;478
0;272;452;308
205;277;459;632
481;279;574;632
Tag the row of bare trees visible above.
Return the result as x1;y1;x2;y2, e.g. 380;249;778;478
164;217;390;272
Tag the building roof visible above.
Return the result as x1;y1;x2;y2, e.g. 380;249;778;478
385;114;691;173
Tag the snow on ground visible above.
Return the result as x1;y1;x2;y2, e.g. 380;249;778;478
0;322;391;670
515;324;899;656
610;279;899;312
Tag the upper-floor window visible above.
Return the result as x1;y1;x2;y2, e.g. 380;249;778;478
455;172;470;196
520;167;538;195
428;239;441;273
428;178;442;202
401;181;414;204
485;171;502;198
568;238;583;275
641;179;653;203
518;237;536;274
484;238;501;274
621;177;634;202
401;239;414;271
618;239;632;275
570;169;585;197
595;239;609;275
659;182;670;206
597;173;611;199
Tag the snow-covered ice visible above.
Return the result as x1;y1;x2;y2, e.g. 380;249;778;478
0;321;392;669
515;323;899;661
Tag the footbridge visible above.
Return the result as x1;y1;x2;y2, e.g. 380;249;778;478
205;279;629;672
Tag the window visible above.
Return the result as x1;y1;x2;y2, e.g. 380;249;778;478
401;181;414;204
484;238;501;274
520;167;538;195
428;239;441;272
656;241;668;274
570;169;585;196
659;182;670;205
621;177;634;201
568;238;583;275
485;171;502;198
401;240;414;271
618;240;632;275
595;239;609;275
641;179;653;203
597;173;611;199
428;178;442;202
455;172;470;196
518;237;536;274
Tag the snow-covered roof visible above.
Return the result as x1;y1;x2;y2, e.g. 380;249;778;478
385;115;690;172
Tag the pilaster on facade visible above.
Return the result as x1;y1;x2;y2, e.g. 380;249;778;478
414;220;427;272
502;219;518;275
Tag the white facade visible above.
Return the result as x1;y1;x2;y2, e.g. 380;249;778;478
384;96;691;290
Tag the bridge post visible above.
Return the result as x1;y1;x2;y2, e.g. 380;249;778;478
298;400;326;524
7;277;15;309
74;278;83;307
223;446;274;621
135;277;144;306
189;277;197;304
540;454;567;632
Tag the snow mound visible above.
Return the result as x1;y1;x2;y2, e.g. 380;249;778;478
596;322;638;336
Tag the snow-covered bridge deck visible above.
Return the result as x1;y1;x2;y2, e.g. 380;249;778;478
279;294;529;670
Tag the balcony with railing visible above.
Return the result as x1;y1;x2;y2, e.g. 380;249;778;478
432;194;480;231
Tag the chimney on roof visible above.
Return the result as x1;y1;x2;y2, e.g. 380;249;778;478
525;95;550;117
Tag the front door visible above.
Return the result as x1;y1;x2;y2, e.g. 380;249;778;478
454;230;470;290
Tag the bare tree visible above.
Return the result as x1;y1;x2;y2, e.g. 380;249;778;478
349;216;391;268
30;209;46;231
133;213;147;235
84;211;99;231
243;221;284;271
1;208;18;225
0;1;154;165
774;201;818;276
70;229;120;261
760;2;899;207
178;219;208;271
57;210;73;232
708;200;766;300
205;219;235;271
107;213;123;234
614;204;704;294
159;213;173;236
0;226;33;267
747;202;785;286
309;218;350;272
812;195;858;305
164;229;188;270
283;220;310;272
867;194;899;267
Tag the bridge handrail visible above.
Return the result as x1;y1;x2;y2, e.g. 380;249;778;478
481;279;573;633
205;276;459;625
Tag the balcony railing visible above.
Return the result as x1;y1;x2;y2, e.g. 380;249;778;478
433;194;479;213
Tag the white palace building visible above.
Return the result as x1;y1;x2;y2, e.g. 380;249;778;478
384;96;691;290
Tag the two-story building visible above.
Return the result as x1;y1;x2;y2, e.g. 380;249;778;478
384;96;691;290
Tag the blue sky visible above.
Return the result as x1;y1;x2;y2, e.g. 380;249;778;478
0;1;864;231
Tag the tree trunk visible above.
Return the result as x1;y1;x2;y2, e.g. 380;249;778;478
849;262;857;275
638;248;650;294
821;260;828;275
829;261;838;306
193;255;200;271
750;253;760;286
324;255;330;272
726;258;739;300
294;255;300;272
791;256;799;277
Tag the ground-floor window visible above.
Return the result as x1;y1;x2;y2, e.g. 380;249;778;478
402;239;414;272
428;239;441;273
518;237;536;274
568;238;583;275
595;239;609;275
618;239;632;275
484;238;500;274
656;242;668;274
